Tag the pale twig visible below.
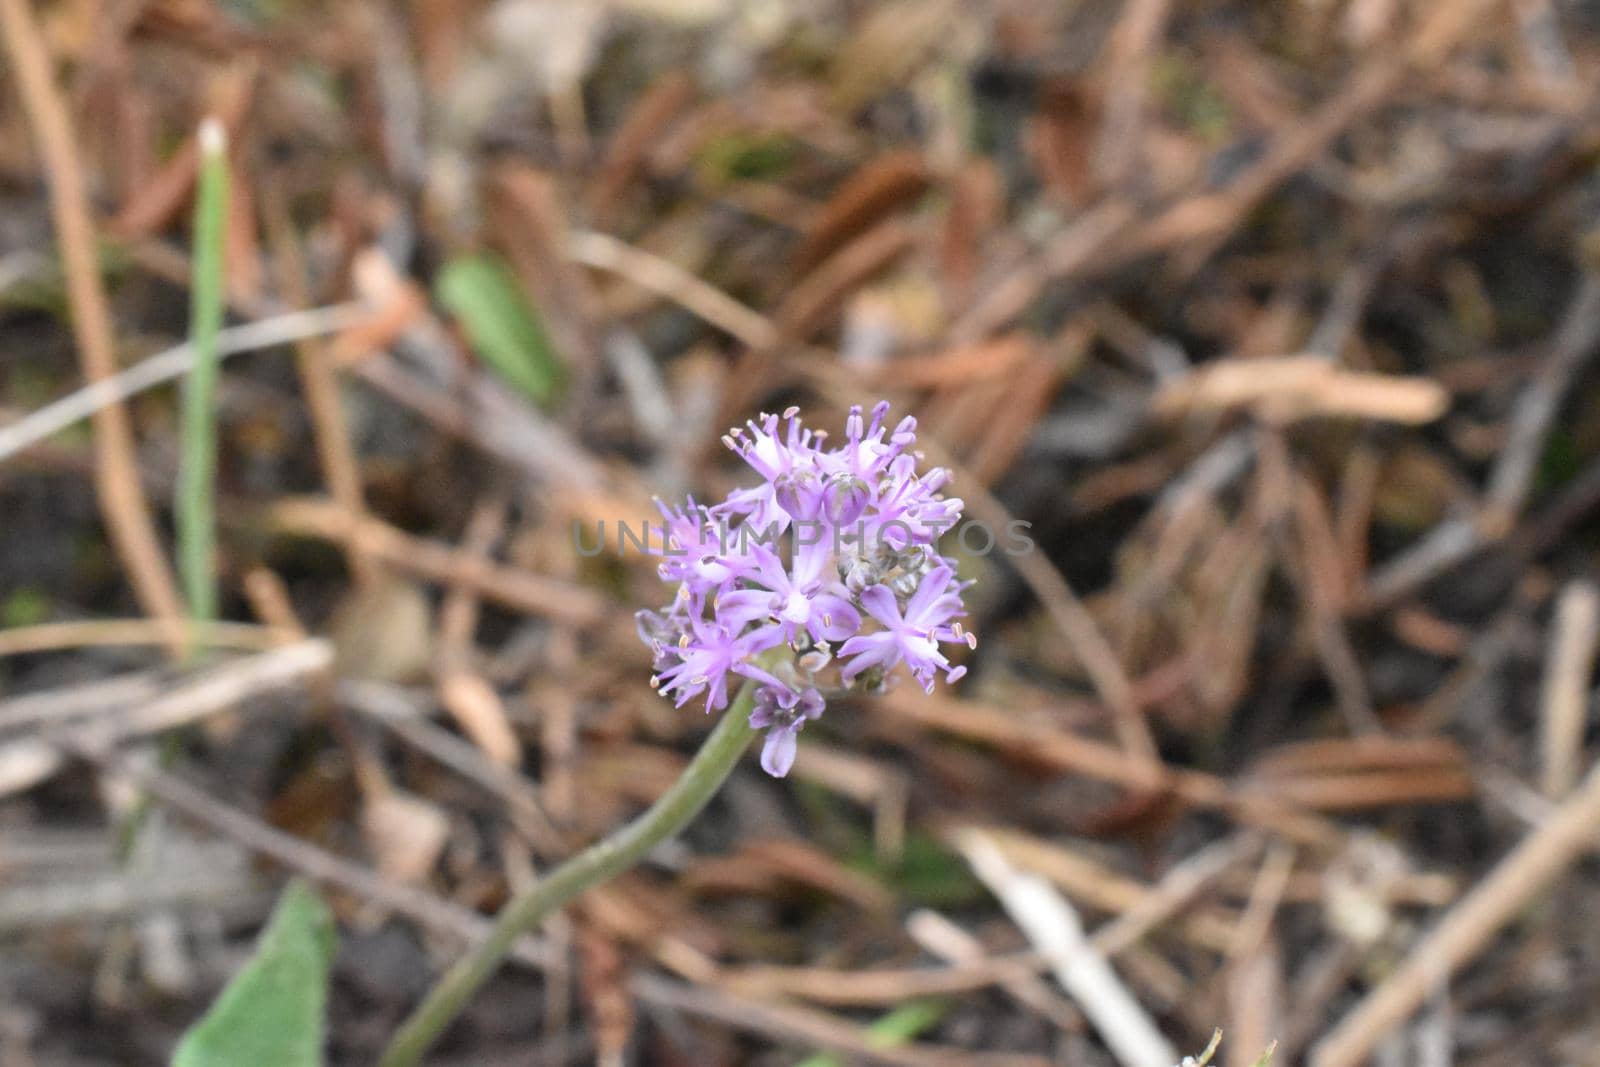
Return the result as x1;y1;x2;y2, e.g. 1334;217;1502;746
1539;579;1600;798
266;497;609;627
1092;0;1173;186
0;303;371;463
958;830;1179;1067
0;0;185;651
719;947;1055;1007
1366;275;1600;606
1092;836;1258;958
0;671;164;732
1151;356;1449;425
568;230;777;349
0;619;298;658
907;909;1084;1032
58;735;557;968
353;349;613;490
1228;843;1296;964
0;641;332;799
1226;943;1283;1067
339;680;564;855
1310;758;1600;1067
434;495;523;767
71;640;332;747
1484;275;1600;527
0;843;260;931
630;973;1048;1067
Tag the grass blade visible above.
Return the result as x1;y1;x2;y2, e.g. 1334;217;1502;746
177;117;228;627
795;998;949;1067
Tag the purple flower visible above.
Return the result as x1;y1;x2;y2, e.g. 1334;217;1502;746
838;566;969;692
714;545;861;645
640;404;974;776
655;614;784;712
748;684;825;776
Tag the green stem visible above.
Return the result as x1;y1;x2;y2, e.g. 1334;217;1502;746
177;118;228;630
378;681;759;1067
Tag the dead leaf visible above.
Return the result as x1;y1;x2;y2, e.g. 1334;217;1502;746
438;670;523;767
363;789;451;883
329;576;433;683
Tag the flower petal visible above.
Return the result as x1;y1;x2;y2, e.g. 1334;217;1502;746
857;584;902;629
759;725;799;777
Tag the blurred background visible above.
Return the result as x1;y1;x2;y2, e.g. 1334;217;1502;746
4;0;1600;1064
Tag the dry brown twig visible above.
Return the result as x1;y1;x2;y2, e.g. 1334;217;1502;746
265;497;609;627
1092;0;1173;186
0;0;186;654
434;495;524;769
568;230;777;349
632;971;1051;1067
0;619;298;658
1311;755;1600;1067
905;415;1164;775
262;179;377;586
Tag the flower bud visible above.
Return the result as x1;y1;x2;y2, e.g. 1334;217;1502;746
844;557;877;595
774;471;820;521
823;474;870;525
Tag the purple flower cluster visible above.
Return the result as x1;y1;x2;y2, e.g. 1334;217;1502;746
636;403;974;777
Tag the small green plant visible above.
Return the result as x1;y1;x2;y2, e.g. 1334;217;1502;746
1180;1031;1277;1067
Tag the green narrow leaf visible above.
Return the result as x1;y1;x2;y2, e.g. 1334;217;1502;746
1189;1029;1223;1066
434;253;562;404
172;881;337;1067
795;998;949;1067
177;118;229;630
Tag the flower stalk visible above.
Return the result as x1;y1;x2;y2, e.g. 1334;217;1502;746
381;403;976;1063
377;680;758;1067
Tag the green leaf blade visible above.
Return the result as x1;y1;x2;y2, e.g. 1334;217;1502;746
795;998;949;1067
434;253;562;404
172;880;337;1067
177;118;230;629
